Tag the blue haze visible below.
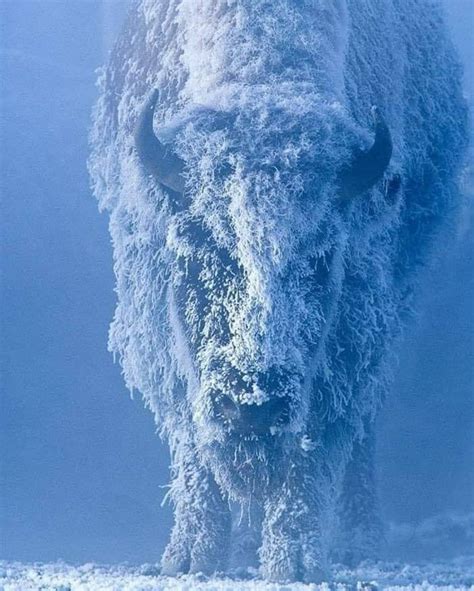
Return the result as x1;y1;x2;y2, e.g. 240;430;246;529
0;1;472;564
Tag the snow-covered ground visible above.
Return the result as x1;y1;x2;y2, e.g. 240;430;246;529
1;558;473;591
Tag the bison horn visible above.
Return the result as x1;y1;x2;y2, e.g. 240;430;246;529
134;89;186;194
340;106;393;198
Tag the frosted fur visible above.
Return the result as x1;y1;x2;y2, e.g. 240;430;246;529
88;0;468;583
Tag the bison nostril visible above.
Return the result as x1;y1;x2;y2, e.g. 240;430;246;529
215;395;240;421
266;397;290;424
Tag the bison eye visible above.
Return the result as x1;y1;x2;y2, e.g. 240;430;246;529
384;173;402;202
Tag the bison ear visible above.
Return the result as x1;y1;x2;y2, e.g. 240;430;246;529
339;106;393;199
134;89;186;195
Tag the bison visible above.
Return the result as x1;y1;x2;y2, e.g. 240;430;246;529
88;0;468;582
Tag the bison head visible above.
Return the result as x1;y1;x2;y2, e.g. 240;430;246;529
132;89;395;497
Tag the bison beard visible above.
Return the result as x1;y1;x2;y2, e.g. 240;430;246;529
88;0;468;583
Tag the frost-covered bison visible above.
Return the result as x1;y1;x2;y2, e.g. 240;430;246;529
88;0;467;582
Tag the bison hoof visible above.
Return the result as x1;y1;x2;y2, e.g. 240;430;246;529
188;562;217;577
339;548;373;568
161;562;189;577
303;565;327;584
160;555;191;577
260;563;298;584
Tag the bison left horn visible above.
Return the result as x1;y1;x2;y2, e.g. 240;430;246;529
134;89;186;194
340;106;393;198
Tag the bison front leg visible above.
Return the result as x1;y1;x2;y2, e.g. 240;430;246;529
259;458;329;583
189;470;232;575
335;421;384;566
229;499;262;573
161;441;231;576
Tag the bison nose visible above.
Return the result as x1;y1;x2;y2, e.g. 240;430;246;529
214;395;290;434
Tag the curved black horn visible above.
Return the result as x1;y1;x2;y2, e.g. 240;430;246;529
340;106;393;198
134;89;186;194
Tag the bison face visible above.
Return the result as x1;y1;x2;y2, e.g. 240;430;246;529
135;90;393;495
167;210;343;496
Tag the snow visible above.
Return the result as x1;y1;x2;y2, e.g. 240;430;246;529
1;559;472;591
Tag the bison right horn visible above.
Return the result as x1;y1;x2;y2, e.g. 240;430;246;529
340;106;393;198
134;89;186;195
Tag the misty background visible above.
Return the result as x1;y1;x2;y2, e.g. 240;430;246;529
1;1;472;564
